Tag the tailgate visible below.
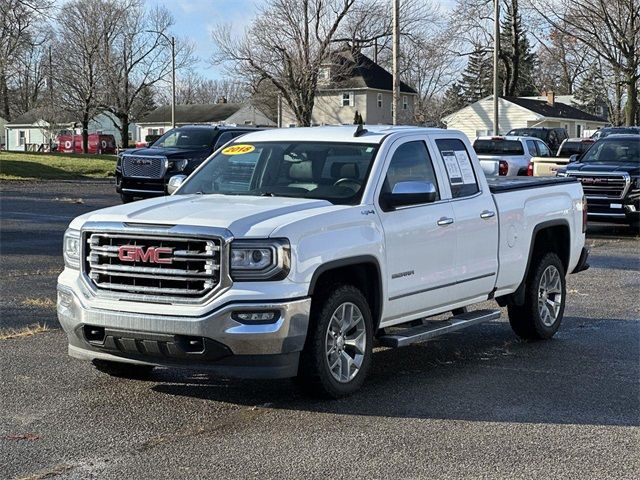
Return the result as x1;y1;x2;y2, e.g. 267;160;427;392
532;157;569;177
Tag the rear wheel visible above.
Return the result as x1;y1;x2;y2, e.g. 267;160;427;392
296;285;373;398
508;252;566;340
92;359;154;379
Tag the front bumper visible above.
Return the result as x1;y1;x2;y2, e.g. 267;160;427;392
586;196;640;224
57;285;311;379
115;171;166;198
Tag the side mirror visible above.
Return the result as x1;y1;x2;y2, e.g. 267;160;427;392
167;174;187;195
382;181;438;210
569;154;580;163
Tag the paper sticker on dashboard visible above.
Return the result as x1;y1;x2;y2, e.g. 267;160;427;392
222;144;255;155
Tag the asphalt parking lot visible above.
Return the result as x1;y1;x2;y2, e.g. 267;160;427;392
1;180;639;480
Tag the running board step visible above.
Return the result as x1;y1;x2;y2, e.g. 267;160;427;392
378;309;501;348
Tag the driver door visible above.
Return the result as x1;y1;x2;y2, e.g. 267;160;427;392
376;137;458;322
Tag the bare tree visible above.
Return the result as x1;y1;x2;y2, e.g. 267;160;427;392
155;72;248;105
530;0;640;125
102;2;195;147
0;0;54;120
54;0;125;153
533;27;590;95
211;0;357;126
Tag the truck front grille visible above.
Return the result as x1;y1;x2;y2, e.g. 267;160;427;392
84;233;221;299
568;173;630;199
122;155;166;179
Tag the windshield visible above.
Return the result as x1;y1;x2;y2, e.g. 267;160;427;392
473;139;524;155
558;141;593;157
580;138;640;163
594;127;640;139
178;141;379;204
152;128;217;149
507;129;546;141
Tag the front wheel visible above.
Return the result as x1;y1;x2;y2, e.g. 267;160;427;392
508;252;566;340
120;192;134;203
296;285;373;398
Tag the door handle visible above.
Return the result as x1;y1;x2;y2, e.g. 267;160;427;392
480;210;495;219
437;217;454;226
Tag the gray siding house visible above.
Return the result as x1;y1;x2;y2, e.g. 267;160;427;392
282;51;418;126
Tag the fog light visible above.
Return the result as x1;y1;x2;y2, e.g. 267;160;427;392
232;311;278;324
57;289;73;308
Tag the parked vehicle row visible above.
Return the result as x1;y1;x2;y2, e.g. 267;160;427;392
59;125;589;398
115;125;261;203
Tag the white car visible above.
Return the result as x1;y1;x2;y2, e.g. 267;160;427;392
58;126;589;398
473;135;553;176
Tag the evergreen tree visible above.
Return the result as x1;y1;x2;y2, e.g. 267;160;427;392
442;82;466;116
459;47;493;104
499;1;536;96
573;66;607;118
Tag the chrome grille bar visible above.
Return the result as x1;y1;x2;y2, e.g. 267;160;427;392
84;232;222;300
567;172;630;200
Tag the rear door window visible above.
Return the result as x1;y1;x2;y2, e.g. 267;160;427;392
526;140;538;156
535;141;552;157
473;139;525;155
436;138;479;198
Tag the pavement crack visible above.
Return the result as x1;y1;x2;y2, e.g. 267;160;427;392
16;463;75;480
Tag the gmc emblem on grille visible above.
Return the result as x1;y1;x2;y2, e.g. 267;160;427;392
118;245;173;264
131;159;152;166
580;178;608;185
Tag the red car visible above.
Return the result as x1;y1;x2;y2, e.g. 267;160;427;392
56;134;116;154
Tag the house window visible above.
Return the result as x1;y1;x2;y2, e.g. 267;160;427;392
576;124;582;137
319;67;330;83
18;130;26;146
402;95;408;110
377;93;383;108
341;92;354;107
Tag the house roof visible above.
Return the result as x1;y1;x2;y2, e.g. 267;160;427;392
7;107;77;126
138;103;244;124
321;50;417;94
504;97;607;122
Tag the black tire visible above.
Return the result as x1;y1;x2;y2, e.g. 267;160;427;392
92;359;155;379
296;284;374;398
508;252;566;340
120;193;134;203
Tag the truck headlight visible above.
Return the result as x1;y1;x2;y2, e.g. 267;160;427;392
172;159;189;171
63;229;81;269
230;239;290;281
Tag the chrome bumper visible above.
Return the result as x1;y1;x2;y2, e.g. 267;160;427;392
57;285;311;377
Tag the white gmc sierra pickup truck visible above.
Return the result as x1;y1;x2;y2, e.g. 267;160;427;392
57;126;589;398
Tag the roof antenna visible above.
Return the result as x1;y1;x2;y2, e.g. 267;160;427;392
354;123;368;137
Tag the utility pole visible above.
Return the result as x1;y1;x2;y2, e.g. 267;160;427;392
171;36;176;129
392;0;400;125
493;0;500;135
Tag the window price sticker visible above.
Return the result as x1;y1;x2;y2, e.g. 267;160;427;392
442;150;476;186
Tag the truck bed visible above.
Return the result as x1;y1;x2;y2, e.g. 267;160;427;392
487;176;578;193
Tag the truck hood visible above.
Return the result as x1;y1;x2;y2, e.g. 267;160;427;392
122;147;208;159
566;162;640;176
70;194;338;237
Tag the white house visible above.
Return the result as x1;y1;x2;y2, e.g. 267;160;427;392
4;108;131;151
442;94;608;140
282;50;418;127
135;102;275;141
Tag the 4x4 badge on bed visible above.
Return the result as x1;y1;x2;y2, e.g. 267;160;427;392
117;245;174;264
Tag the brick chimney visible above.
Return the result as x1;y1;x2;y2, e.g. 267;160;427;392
546;90;555;107
217;96;227;104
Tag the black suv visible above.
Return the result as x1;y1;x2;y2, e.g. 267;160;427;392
116;125;261;202
561;134;640;230
506;127;568;155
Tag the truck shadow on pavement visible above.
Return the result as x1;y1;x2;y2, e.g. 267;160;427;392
151;317;639;427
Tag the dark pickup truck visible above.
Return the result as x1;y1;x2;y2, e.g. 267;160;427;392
561;134;640;230
116;125;261;202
